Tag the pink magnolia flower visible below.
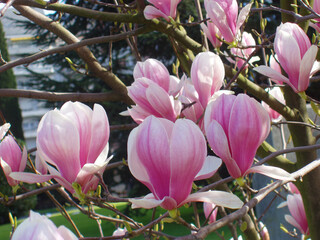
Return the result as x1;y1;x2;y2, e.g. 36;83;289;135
124;58;181;124
254;22;319;93
0;135;27;186
204;94;270;179
205;94;293;181
133;59;172;92
204;0;252;43
261;87;285;122
203;202;218;224
201;18;222;48
11;101;111;194
128;116;242;210
190;52;225;109
144;0;181;21
12;211;77;240
285;193;309;236
230;32;256;69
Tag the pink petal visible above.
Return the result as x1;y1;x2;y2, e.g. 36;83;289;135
126;106;151;124
127;127;152;187
253;66;290;85
275;32;301;88
181;190;243;209
298;45;318;92
245;165;294;180
205;119;241;178
87;104;110;164
57;226;78;240
0;123;10;139
133;59;170;92
60;102;93;167
144;5;170;21
169;119;207;205
146;84;178;121
228;95;270;176
47;166;74;193
37;110;81;183
285;215;304;234
19;147;28;172
129;193;164;209
236;3;252;33
9;172;53;184
194;156;222;181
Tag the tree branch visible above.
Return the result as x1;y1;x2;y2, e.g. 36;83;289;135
0;89;123;102
176;158;320;240
13;0;146;24
0;27;150;73
14;5;133;104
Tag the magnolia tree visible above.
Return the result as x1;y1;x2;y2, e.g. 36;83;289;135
0;0;320;239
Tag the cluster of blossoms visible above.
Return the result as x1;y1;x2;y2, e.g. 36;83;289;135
2;0;320;238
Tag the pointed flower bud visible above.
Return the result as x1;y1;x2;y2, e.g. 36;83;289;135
0;135;27;186
191;52;224;109
285;193;309;236
203;202;218;224
204;94;270;179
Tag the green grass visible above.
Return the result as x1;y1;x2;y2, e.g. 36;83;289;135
0;203;237;239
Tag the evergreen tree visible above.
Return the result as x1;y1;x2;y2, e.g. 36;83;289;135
0;20;24;139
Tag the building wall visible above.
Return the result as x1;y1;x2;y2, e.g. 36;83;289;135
2;8;53;148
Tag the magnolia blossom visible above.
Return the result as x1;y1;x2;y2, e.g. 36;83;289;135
124;59;181;124
204;0;252;43
0;135;27;187
144;0;181;21
230;32;256;69
204;94;292;180
285;193;309;236
204;94;270;178
203;202;218;224
190;52;224;109
254;22;319;93
128;116;243;210
11;101;111;194
261;87;285;122
201;18;222;48
11;211;77;240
